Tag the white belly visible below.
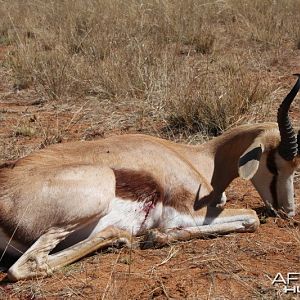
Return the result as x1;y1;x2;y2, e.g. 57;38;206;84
90;197;163;236
53;197;163;252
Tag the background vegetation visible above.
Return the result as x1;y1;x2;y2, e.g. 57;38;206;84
1;0;300;140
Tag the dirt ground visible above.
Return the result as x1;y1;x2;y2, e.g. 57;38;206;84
0;47;300;299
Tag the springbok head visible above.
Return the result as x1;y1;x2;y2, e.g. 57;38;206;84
238;75;300;217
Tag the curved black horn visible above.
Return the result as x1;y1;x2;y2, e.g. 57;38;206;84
277;74;300;161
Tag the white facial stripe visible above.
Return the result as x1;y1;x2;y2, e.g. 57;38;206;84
276;172;295;216
274;153;296;215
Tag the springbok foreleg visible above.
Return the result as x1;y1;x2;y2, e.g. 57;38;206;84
215;192;227;208
144;208;259;248
208;192;228;208
7;225;132;281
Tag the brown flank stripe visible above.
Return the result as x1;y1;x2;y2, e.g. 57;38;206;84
112;168;194;213
112;169;163;204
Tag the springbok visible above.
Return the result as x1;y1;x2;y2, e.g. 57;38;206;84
0;76;299;281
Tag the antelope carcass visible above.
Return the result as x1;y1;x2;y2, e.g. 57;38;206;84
0;76;299;281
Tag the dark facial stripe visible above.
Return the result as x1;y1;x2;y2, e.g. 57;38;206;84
266;150;279;210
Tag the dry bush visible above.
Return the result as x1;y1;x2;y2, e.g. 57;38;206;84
0;0;300;136
164;56;271;136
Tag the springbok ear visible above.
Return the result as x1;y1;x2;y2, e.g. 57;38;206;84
238;142;263;180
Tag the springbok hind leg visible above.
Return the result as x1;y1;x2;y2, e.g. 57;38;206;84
144;208;259;248
7;225;132;281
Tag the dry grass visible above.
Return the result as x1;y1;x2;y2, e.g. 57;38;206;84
1;0;300;137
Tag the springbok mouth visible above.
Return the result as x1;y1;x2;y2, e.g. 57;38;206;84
265;206;296;219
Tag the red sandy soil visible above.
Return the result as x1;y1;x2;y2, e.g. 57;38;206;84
0;46;300;299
